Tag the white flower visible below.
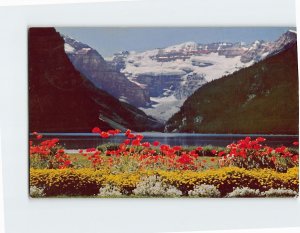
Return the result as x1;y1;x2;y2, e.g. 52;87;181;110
98;184;122;197
133;175;182;197
30;186;45;197
188;184;220;197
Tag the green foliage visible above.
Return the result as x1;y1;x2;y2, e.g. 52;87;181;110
97;143;120;152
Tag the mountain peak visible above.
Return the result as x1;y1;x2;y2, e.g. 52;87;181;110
278;30;297;41
62;34;92;54
288;29;297;34
164;41;198;52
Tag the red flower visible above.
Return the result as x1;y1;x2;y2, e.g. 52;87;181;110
86;148;96;152
293;141;299;146
160;144;170;151
125;129;131;136
239;149;246;159
152;141;160;146
131;139;141;146
36;134;43;140
190;150;198;158
118;144;125;153
173;146;182;151
148;149;156;155
218;151;225;157
92;127;101;133
245;136;251;142
57;149;64;154
275;146;286;154
64;160;71;166
211;149;217;155
256;137;266;142
136;134;144;141
108;130;117;135
114;129;121;134
100;132;110;138
178;154;193;165
124;139;131;145
127;133;135;139
51;138;59;144
210;158;215;162
142;142;150;147
79;149;83;154
196;146;203;151
292;155;298;162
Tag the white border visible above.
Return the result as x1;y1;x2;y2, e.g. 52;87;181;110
0;0;299;233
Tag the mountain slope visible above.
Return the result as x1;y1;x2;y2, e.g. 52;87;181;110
29;28;163;132
165;43;298;134
62;36;151;107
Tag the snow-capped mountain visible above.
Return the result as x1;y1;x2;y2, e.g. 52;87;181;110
110;30;296;122
62;30;296;123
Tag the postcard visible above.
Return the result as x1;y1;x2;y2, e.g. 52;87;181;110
28;27;298;198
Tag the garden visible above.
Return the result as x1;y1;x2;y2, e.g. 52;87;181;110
29;128;299;198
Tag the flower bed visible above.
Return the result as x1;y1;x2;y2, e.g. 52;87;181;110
29;128;299;197
30;167;299;197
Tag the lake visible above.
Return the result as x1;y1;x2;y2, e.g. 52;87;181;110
29;133;299;149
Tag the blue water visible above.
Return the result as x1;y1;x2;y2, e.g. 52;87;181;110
29;133;299;149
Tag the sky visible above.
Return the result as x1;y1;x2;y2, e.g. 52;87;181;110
56;27;294;57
